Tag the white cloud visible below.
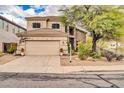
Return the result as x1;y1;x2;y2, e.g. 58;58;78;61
0;5;66;28
0;5;27;28
39;5;64;16
23;8;36;16
0;13;26;28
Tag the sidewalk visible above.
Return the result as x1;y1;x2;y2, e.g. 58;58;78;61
0;64;124;74
62;65;124;74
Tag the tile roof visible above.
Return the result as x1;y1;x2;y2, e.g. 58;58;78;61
0;30;19;43
17;28;67;37
25;16;61;22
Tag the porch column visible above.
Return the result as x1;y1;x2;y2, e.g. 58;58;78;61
74;27;77;51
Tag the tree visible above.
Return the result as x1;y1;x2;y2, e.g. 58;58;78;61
60;6;81;32
60;5;124;52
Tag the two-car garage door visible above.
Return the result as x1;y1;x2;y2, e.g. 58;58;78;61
26;41;60;56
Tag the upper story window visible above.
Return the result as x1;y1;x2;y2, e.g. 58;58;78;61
6;23;9;32
13;28;15;33
2;20;4;29
32;23;41;28
52;24;60;29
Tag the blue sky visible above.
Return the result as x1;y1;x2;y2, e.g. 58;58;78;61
0;5;62;28
18;5;46;14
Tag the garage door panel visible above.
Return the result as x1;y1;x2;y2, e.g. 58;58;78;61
26;41;60;56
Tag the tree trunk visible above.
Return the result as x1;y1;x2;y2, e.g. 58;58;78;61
92;36;97;52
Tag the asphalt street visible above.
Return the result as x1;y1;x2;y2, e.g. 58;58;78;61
0;72;124;88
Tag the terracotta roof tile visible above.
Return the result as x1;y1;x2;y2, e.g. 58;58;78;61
25;16;61;22
17;28;67;37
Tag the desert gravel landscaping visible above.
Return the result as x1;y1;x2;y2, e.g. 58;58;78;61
61;55;124;66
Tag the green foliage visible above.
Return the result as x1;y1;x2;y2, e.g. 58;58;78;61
89;8;124;40
61;5;124;52
116;55;124;61
7;47;16;54
60;5;124;51
90;51;101;59
78;41;91;60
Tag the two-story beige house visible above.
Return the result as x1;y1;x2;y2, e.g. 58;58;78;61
17;16;87;56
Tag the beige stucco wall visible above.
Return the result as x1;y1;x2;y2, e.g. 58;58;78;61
0;42;3;52
27;20;65;32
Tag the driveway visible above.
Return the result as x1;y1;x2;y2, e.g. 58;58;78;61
0;56;63;73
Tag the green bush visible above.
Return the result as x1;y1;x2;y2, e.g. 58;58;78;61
90;51;101;59
116;54;124;61
78;41;91;60
7;47;16;54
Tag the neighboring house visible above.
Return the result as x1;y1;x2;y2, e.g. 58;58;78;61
0;15;26;33
0;31;19;52
17;16;87;56
105;38;124;54
0;15;26;52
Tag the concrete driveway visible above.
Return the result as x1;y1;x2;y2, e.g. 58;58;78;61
0;56;85;74
0;56;64;73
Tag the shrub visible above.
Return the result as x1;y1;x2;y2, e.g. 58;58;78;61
78;41;91;60
101;49;124;61
7;47;16;54
90;51;101;59
116;54;124;61
103;51;116;61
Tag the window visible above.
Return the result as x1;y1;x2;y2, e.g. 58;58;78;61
69;26;74;35
13;28;15;33
32;23;41;28
2;20;4;29
6;24;9;32
52;24;60;29
18;28;19;32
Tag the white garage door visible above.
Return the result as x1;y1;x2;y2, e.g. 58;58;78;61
26;41;60;56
